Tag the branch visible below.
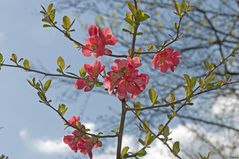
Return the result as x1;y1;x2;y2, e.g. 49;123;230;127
116;99;127;159
43;100;117;139
0;63;79;79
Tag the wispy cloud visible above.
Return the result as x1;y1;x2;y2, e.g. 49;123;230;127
19;129;69;155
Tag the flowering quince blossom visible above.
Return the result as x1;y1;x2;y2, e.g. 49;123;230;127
151;48;180;73
82;24;117;58
104;57;149;99
75;61;105;92
63;116;101;159
68;115;80;126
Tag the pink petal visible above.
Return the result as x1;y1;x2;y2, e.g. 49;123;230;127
88;25;99;36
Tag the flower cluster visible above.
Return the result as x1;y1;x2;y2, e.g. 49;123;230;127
151;48;180;73
63;116;101;159
75;60;105;92
104;57;149;99
82;25;117;58
69;24;181;159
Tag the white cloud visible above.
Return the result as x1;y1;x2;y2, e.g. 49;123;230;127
19;119;238;158
212;95;239;117
94;125;196;159
34;139;69;155
19;129;70;155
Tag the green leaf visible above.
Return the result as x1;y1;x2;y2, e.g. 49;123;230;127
58;104;68;116
122;28;133;34
191;77;197;88
203;60;210;71
136;32;143;36
49;9;55;22
183;74;191;86
57;56;65;71
172;141;180;155
205;72;216;84
147;135;156;145
124;13;134;26
23;59;30;69
175;22;179;30
147;43;153;52
11;53;17;63
199;78;205;89
47;3;54;13
95;81;103;87
0;53;3;63
148;88;158;104
158;124;170;139
43;80;52;92
175;2;182;15
137;149;147;157
145;131;151;146
128;2;137;17
181;0;187;11
43;24;51;27
80;66;86;77
37;91;46;102
140;12;150;22
121;146;129;158
134;101;141;116
63;16;71;30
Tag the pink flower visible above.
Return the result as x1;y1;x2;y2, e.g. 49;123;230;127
68;116;80;127
63;128;100;159
63;134;78;152
84;61;105;78
75;61;105;92
82;25;117;58
104;57;149;99
74;78;94;92
151;48;180;73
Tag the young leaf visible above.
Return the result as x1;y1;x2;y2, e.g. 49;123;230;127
203;60;210;71
80;66;86;77
140;12;150;22
181;0;188;11
63;16;71;30
121;146;129;158
11;53;17;63
128;2;137;17
147;43;154;52
0;53;3;63
23;59;30;69
58;104;68;116
148;88;158;104
37;91;46;102
191;77;197;88
137;149;147;157
43;80;52;92
49;9;55;22
175;2;182;15
134;101;141;116
145;131;151;146
57;56;65;71
122;28;133;34
47;3;54;13
172;141;180;155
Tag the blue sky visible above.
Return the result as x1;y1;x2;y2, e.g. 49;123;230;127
1;1;238;159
